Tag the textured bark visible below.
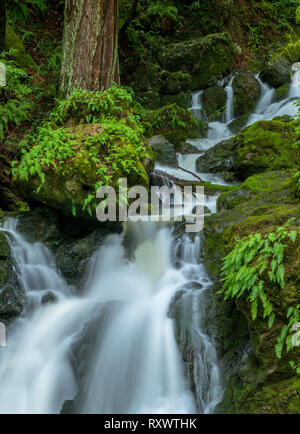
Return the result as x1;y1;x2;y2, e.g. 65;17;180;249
60;0;119;97
0;0;5;52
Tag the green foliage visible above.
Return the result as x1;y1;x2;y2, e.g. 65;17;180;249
12;86;152;214
7;0;48;24
275;305;300;360
146;0;178;24
220;220;297;325
0;49;34;138
50;86;138;128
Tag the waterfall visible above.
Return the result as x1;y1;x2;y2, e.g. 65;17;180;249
189;90;205;121
255;74;275;113
0;215;224;414
224;75;236;124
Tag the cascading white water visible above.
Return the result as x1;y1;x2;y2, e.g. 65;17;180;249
190;90;205;122
224;75;236;124
0;213;223;414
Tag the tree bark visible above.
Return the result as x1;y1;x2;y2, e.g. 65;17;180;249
0;0;6;52
60;0;119;97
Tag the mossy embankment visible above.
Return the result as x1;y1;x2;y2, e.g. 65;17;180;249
203;170;300;413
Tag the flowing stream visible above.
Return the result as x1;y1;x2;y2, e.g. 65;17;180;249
0;69;299;414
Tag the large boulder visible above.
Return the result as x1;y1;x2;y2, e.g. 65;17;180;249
202;85;227;121
259;56;291;88
159;33;235;90
196;119;299;180
13;87;155;221
148;135;177;166
232;72;260;116
14;123;153;221
142;103;206;149
204;173;300;414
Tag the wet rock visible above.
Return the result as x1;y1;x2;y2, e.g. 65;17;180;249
217;189;256;211
0;230;24;323
41;291;58;305
55;228;114;285
232;72;260;116
196;118;299;181
259;56;291;88
162;71;192;95
159;33;235;91
202;85;227;121
149;135;177;166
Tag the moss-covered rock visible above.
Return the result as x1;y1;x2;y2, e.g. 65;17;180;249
162;71;192;96
15;123;153;221
202;85;227;121
259;56;291;88
274;83;290;101
13;87;155;221
197;119;299;180
142;103;206;149
148;135;177;166
203;175;300;414
159;33;235;91
228;113;250;135
5;24;36;69
232;72;260;117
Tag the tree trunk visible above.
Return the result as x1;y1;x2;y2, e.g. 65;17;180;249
60;0;119;97
0;0;6;52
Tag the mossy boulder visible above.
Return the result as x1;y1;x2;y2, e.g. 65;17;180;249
159;33;235;91
217;172;294;211
274;83;290;101
232;72;260;117
161;92;191;109
203;177;300;413
5;24;36;69
228;113;250;135
14;123;153;221
196;119;299;180
122;61;163;109
162;71;192;96
202;85;227;121
148;135;177;166
259;56;291;88
142;103;206;149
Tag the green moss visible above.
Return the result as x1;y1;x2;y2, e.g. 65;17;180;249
142;103;206;148
160;33;235;90
275;83;290;100
235;119;300;179
5;24;36;69
0;234;10;258
204;180;300;414
13;87;154;219
241;171;294;193
279;38;300;63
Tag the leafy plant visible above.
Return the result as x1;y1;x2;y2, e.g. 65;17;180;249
220;220;297;326
7;0;48;24
0;49;34;139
